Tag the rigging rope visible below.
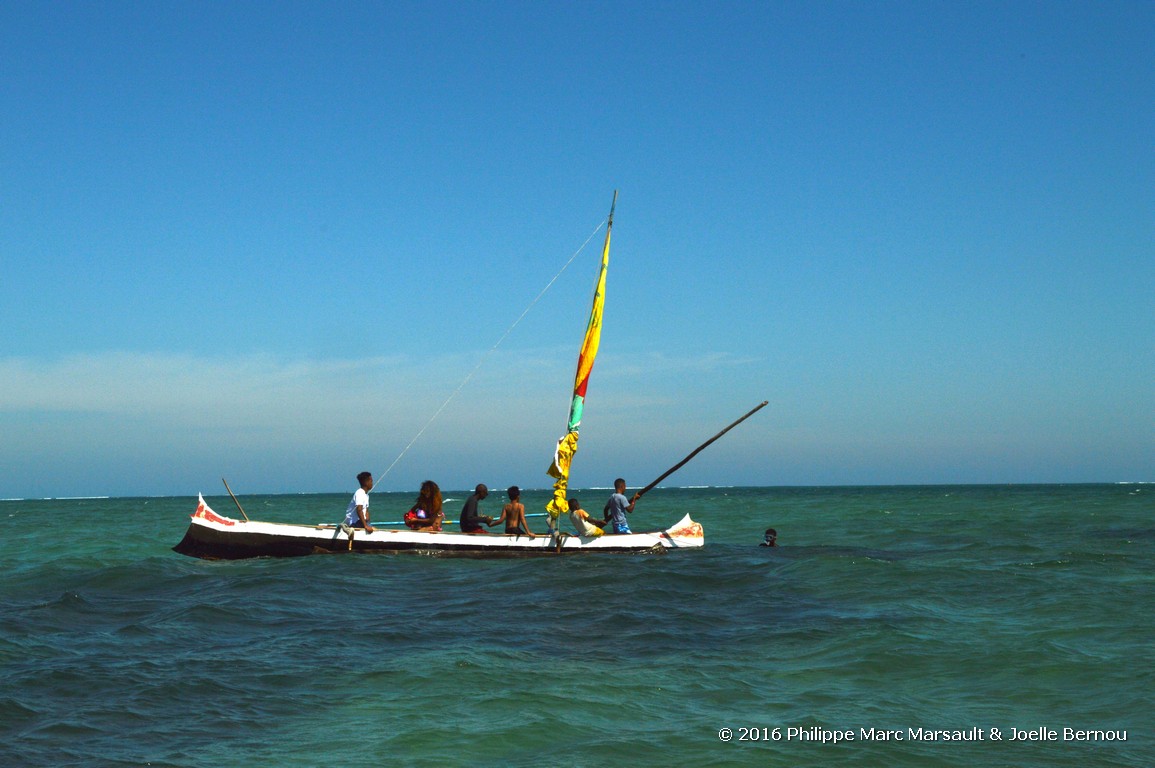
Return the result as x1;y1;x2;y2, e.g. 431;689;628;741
371;217;608;490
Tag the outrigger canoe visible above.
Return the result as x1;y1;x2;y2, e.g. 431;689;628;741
173;196;753;562
173;495;704;559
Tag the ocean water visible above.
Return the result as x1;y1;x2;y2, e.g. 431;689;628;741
1;485;1151;767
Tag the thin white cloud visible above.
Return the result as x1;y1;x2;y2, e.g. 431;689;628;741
0;352;404;421
0;349;773;497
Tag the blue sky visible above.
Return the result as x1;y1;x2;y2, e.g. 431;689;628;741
2;1;1152;498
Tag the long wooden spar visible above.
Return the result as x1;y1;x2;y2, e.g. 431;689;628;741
633;400;769;500
222;477;250;522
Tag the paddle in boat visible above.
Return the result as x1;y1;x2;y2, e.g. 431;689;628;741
173;194;758;559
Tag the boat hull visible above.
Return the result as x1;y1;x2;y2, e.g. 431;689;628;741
173;499;704;560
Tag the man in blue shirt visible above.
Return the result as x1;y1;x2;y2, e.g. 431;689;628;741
602;478;638;534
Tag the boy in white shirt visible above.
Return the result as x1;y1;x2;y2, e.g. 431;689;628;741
343;472;376;533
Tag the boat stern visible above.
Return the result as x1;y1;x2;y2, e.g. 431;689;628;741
660;514;705;548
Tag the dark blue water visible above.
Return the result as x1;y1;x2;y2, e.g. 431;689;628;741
2;486;1151;766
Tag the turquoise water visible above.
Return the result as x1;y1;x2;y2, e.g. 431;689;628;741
2;485;1151;767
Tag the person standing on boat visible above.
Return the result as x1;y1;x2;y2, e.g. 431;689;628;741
493;486;535;537
344;472;376;533
603;478;638;534
459;484;495;534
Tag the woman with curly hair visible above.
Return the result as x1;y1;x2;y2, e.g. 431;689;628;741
404;480;444;531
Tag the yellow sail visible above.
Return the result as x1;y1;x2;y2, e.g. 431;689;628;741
546;192;616;533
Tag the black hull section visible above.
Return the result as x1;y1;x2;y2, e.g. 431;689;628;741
172;527;326;559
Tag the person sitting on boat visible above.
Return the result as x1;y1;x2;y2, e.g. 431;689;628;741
492;485;536;537
567;497;604;537
603;478;638;534
761;528;778;547
343;471;376;533
404;480;444;531
459;484;495;534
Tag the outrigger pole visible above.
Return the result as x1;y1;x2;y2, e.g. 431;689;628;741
633;400;769;500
